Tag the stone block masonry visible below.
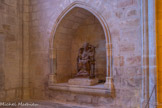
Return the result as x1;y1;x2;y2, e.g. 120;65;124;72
29;0;142;108
0;0;143;107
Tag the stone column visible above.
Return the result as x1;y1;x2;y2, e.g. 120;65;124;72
48;47;57;85
104;43;114;91
141;0;149;107
148;0;157;107
22;0;30;99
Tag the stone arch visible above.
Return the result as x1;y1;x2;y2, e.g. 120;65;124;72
49;1;113;88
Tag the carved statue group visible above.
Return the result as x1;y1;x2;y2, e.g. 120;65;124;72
75;43;96;78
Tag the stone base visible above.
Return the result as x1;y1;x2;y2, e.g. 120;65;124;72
48;74;57;85
49;83;112;97
68;78;98;86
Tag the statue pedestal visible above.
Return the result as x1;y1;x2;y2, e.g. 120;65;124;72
68;78;98;86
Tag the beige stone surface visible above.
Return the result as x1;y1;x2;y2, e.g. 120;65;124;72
68;78;98;86
49;83;111;97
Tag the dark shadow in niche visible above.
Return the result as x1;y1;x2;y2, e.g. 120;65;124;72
52;7;106;83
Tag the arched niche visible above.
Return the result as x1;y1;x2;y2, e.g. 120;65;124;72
49;1;113;90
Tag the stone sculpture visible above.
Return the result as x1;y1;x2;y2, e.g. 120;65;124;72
75;43;96;78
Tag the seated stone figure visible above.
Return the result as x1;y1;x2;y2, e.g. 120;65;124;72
75;43;95;78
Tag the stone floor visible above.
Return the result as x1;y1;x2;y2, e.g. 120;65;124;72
16;102;86;108
1;100;103;108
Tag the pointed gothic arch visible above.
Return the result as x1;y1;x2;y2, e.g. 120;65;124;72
49;1;113;89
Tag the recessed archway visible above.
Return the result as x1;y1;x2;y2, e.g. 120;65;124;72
49;1;113;89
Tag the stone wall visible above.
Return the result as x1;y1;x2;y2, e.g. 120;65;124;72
0;0;23;101
29;0;142;107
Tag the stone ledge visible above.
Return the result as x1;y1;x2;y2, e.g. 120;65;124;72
49;83;112;97
68;78;99;86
